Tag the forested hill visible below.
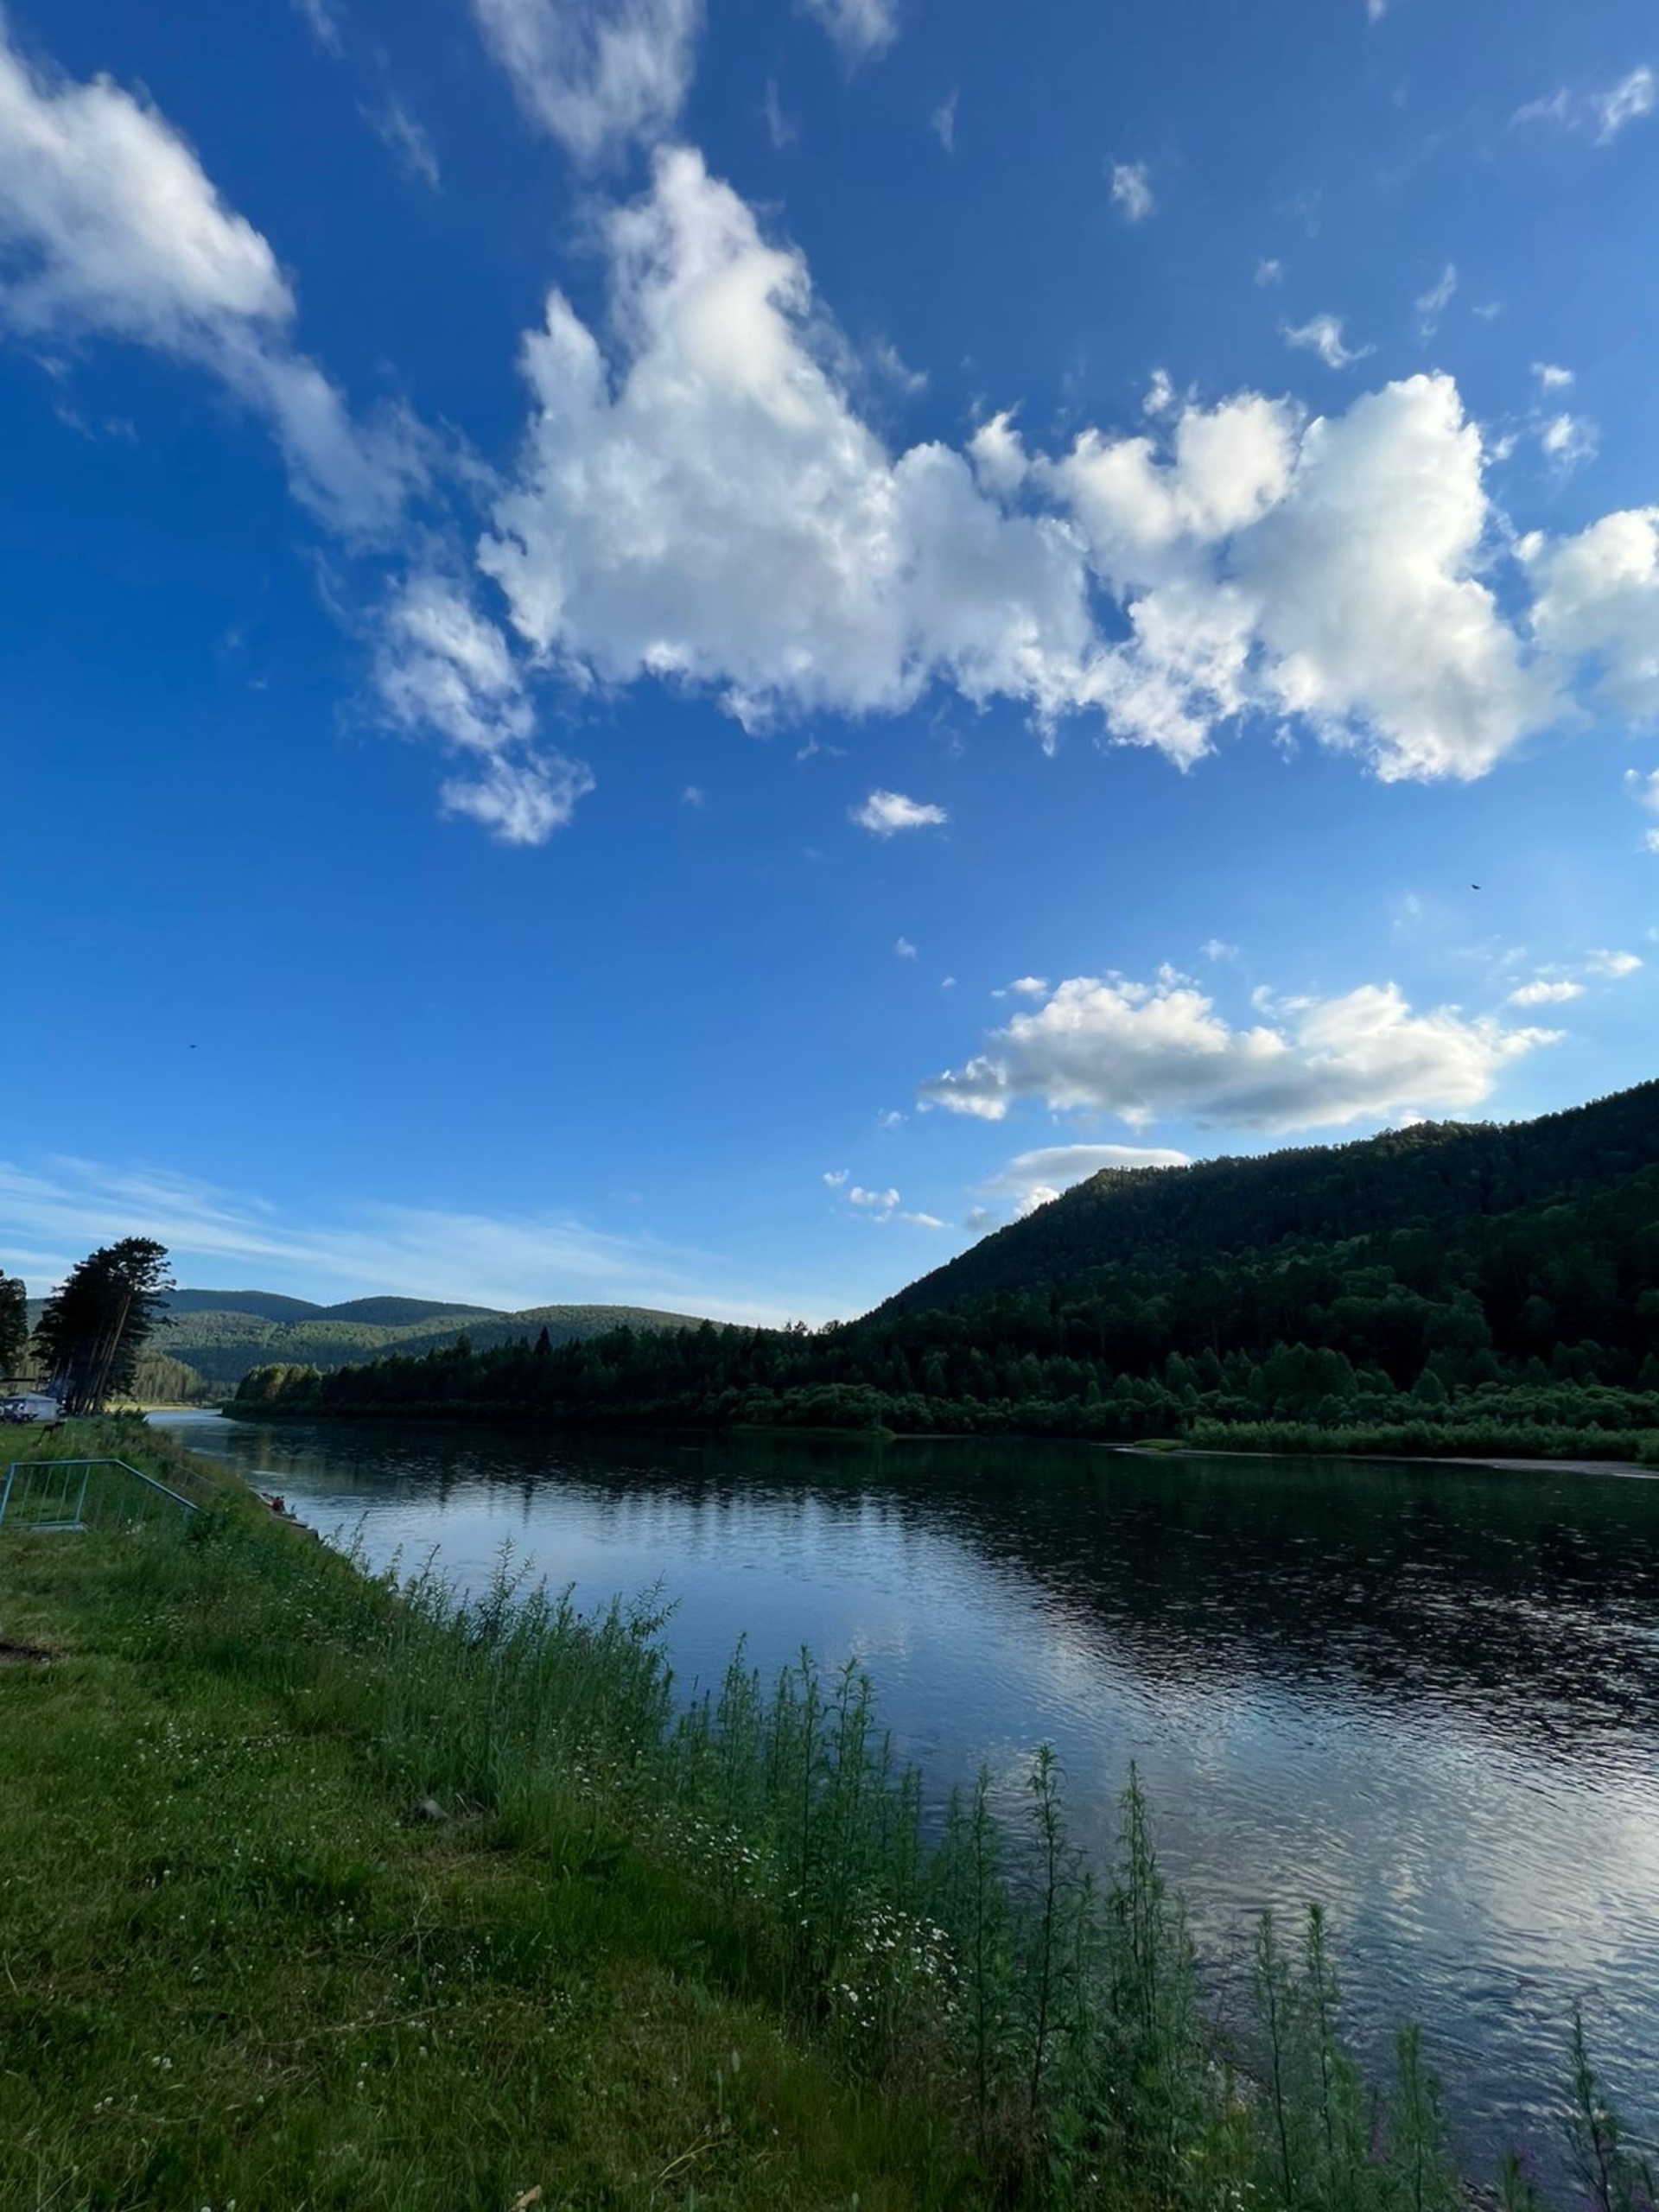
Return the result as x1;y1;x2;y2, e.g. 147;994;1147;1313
238;1078;1659;1463
877;1080;1659;1322
134;1294;709;1389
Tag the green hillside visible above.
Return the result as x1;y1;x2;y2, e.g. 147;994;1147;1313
240;1081;1659;1460
150;1297;709;1388
161;1290;337;1324
313;1296;499;1326
876;1076;1659;1324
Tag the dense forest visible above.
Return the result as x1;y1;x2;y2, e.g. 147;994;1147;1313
238;1083;1659;1462
20;1289;711;1392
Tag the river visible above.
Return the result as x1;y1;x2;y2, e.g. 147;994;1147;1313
154;1411;1659;2177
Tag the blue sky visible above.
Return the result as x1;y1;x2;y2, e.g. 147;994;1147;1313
2;0;1656;1322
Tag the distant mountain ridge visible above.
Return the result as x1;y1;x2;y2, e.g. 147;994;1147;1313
160;1290;500;1326
17;1289;712;1390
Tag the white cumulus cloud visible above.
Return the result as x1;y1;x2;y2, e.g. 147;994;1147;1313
1526;510;1659;721
481;151;1102;735
853;791;949;836
448;152;1652;803
472;0;702;162
1508;979;1583;1006
1237;376;1553;780
1533;362;1574;391
1628;769;1659;851
918;969;1558;1133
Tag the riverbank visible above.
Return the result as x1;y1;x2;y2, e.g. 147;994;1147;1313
0;1423;972;2209
1122;1440;1659;1480
231;1389;1659;1474
4;1422;1648;2210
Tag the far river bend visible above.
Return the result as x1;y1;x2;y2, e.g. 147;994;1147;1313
154;1412;1659;2178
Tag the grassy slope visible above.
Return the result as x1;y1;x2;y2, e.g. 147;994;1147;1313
149;1301;714;1388
0;1426;964;2212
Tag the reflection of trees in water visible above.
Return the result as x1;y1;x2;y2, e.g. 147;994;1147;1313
215;1420;1659;1760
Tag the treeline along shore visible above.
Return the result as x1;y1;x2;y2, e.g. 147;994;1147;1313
1;1418;1650;2210
238;1083;1659;1465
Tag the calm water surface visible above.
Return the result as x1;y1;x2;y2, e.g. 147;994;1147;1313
156;1413;1659;2173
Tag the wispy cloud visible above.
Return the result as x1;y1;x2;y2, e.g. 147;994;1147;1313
1109;161;1154;223
762;76;795;149
291;0;345;56
1414;263;1456;338
1585;947;1643;979
365;93;441;189
0;21;428;540
1538;411;1598;469
1282;314;1373;369
930;90;957;151
1512;64;1655;146
1627;769;1659;853
0;1157;816;1324
472;0;704;164
800;0;898;65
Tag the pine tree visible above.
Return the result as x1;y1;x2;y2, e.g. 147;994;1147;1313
32;1239;174;1414
0;1273;29;1382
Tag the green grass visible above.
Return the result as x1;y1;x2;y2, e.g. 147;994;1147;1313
0;1425;968;2210
3;1423;1651;2212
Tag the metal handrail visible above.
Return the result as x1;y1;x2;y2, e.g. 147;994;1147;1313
0;1457;203;1530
